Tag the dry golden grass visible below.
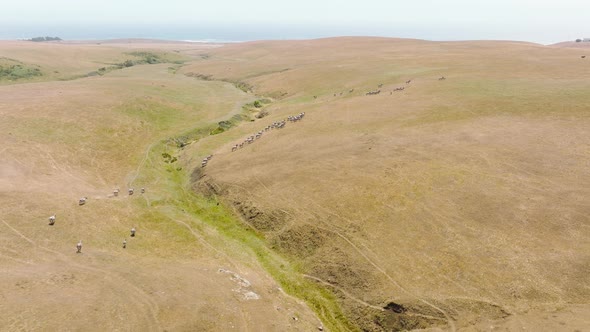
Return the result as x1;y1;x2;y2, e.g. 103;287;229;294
185;37;590;330
0;41;323;331
2;37;589;331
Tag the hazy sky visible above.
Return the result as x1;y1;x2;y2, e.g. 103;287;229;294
2;0;589;43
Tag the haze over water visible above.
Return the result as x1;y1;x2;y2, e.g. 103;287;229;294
2;0;589;44
1;22;585;45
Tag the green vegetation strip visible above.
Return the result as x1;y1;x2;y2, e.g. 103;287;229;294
0;64;42;80
133;124;355;331
89;51;186;77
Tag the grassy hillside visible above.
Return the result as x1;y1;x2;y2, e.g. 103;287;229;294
183;37;590;331
0;41;323;331
1;37;588;332
0;41;189;84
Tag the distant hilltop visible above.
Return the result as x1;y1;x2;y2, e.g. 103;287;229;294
27;36;62;42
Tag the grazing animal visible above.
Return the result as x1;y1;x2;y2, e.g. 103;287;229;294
230;113;305;153
200;155;213;166
313;95;317;99
113;189;119;197
128;188;134;195
406;80;412;84
123;239;127;249
366;89;381;95
76;240;82;253
78;197;87;205
439;76;446;80
49;215;56;226
582;55;587;59
378;83;383;88
349;88;354;93
141;188;145;194
130;227;136;237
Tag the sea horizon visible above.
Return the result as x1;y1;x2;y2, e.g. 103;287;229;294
0;23;582;45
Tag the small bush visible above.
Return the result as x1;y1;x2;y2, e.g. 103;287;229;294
210;127;225;135
218;120;232;129
576;39;582;43
232;81;253;92
173;136;189;148
0;64;42;80
185;72;213;80
161;152;179;163
255;110;269;119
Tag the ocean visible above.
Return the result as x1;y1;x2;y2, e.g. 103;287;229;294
0;23;572;45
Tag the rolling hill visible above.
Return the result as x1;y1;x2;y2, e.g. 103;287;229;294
1;37;589;331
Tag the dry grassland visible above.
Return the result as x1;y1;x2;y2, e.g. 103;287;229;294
0;40;322;331
1;37;589;331
185;37;590;331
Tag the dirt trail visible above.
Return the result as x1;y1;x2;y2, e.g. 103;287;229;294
1;217;163;330
303;274;386;312
224;178;457;331
127;142;155;188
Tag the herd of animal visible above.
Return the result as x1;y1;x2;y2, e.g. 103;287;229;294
339;77;445;97
201;154;213;168
227;112;306;154
48;187;145;253
216;77;452;163
47;76;448;254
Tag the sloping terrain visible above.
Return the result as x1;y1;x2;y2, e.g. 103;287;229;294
183;37;590;331
551;41;590;49
2;37;589;332
0;41;322;331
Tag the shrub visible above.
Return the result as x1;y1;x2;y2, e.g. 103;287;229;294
126;52;164;65
210;127;225;135
218;120;232;129
255;110;269;119
0;64;42;80
576;39;582;43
